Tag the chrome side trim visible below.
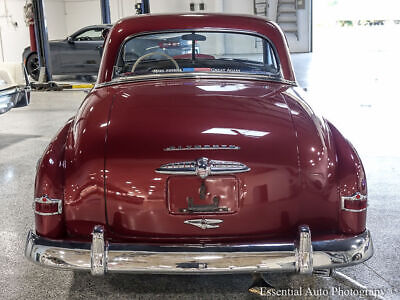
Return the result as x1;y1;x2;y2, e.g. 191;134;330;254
25;228;373;275
96;72;296;89
156;157;250;179
341;192;367;213
33;195;62;216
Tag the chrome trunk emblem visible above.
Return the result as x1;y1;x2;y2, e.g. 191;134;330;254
156;157;250;179
184;219;223;230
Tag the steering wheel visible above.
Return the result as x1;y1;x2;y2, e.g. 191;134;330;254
131;52;179;73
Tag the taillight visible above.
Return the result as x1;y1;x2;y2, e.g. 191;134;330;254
34;195;62;215
341;192;367;212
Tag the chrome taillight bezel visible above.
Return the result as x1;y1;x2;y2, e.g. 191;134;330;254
341;192;367;212
33;195;62;216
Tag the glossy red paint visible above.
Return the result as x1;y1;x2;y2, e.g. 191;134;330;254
33;14;367;243
104;80;300;239
63;88;113;238
34;120;71;237
328;122;367;234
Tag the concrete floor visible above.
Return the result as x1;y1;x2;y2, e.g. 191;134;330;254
0;50;399;299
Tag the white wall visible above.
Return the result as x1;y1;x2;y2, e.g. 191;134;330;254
284;0;312;53
149;0;190;13
110;0;137;20
0;0;66;62
64;0;101;34
222;0;253;14
45;0;67;39
0;0;30;62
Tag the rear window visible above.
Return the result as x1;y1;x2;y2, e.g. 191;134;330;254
113;31;280;79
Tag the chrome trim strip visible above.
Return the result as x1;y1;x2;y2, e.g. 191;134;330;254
341;192;367;213
33;195;62;216
164;145;240;151
95;72;296;89
156;158;250;179
25;228;373;275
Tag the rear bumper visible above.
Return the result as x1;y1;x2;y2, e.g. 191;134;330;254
25;226;373;275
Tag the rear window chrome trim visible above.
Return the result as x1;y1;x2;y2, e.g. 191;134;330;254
96;72;296;89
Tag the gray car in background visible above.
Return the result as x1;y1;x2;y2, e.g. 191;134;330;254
23;25;198;81
22;25;111;81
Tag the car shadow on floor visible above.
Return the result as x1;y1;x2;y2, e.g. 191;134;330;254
68;272;344;299
69;272;256;298
0;133;41;151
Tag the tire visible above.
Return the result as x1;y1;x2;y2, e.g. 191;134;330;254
26;52;40;81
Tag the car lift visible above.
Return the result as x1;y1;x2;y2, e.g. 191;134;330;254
25;0;113;91
31;0;52;83
27;0;149;92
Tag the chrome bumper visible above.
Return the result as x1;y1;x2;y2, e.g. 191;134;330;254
25;226;373;276
0;85;30;114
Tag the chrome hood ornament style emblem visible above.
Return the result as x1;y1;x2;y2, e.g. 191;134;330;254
164;145;240;151
156;157;250;179
184;219;223;230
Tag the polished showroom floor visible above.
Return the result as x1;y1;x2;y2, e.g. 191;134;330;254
0;49;399;299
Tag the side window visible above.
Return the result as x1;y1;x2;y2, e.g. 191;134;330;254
74;29;104;41
264;42;278;71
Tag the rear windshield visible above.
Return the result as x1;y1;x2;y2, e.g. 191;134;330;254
113;31;280;79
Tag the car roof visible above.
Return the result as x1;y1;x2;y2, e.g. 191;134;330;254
98;13;295;83
71;24;112;36
81;24;112;30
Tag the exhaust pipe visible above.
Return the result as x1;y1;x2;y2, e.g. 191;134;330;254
248;273;276;296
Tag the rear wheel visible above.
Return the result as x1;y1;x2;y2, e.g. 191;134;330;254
26;53;40;81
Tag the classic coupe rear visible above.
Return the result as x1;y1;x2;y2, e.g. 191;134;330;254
25;14;372;276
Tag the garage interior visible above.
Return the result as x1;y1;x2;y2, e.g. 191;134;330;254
0;0;399;299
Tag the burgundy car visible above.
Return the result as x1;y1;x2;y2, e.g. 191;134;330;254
25;14;372;277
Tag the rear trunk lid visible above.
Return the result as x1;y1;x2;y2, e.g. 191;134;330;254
104;79;300;240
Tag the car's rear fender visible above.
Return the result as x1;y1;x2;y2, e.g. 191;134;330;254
34;119;73;238
327;122;367;234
